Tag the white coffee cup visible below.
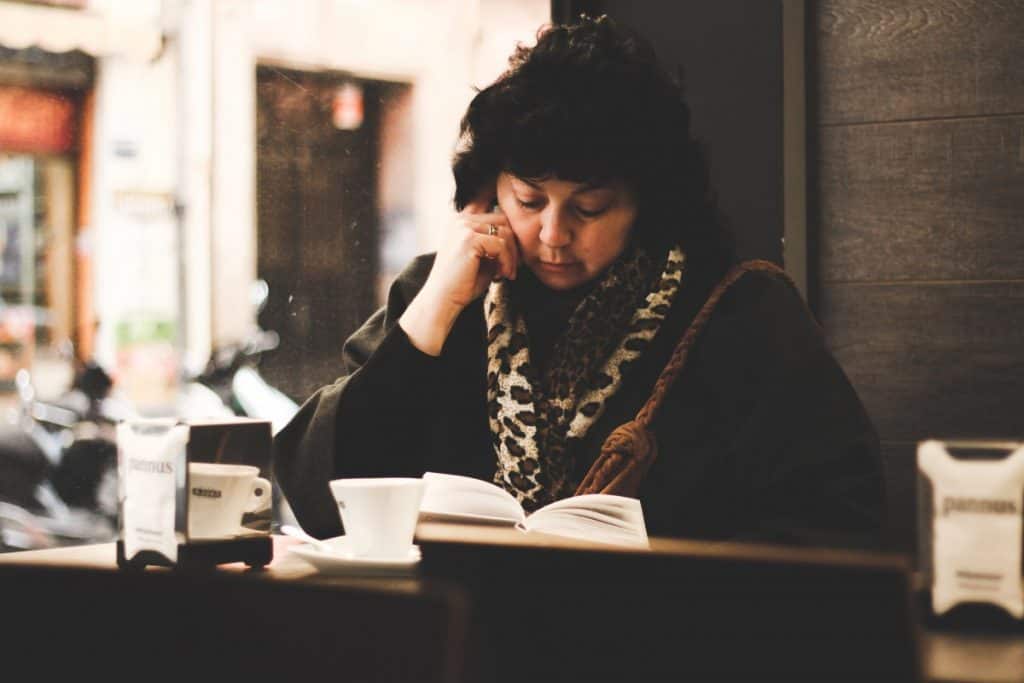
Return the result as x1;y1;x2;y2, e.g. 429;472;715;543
188;463;272;539
328;478;425;559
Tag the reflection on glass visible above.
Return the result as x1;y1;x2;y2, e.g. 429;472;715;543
255;67;416;401
0;154;75;404
0;0;547;552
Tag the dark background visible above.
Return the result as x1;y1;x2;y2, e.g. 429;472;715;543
553;0;786;266
552;0;1024;558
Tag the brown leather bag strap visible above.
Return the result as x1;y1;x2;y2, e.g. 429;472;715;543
576;259;797;497
636;259;795;427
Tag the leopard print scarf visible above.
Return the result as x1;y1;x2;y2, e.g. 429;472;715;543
485;244;686;511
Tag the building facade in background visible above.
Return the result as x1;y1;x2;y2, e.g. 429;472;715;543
0;0;547;410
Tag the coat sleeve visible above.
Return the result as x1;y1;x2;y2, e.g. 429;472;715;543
272;254;441;538
695;271;885;550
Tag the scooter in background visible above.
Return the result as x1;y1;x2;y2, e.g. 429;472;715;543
186;280;299;434
0;281;302;551
0;361;128;551
191;328;299;435
186;279;301;527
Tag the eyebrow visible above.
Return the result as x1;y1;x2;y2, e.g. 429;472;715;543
516;177;611;195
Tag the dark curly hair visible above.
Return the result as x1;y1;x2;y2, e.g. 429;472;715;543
452;15;734;268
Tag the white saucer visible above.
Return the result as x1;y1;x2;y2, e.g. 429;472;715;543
289;536;420;577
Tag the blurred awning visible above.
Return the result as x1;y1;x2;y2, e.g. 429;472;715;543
0;2;162;61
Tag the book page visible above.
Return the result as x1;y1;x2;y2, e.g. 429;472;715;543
419;472;525;525
523;494;649;548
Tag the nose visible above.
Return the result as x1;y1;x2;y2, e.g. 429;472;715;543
538;206;573;248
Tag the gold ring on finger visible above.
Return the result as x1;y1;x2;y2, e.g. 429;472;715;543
487;223;498;236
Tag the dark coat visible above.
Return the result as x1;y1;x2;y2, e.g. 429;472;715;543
274;253;884;549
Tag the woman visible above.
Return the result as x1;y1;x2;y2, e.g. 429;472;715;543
274;16;884;549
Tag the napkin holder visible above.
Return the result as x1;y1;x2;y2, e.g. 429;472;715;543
116;418;274;570
917;439;1024;619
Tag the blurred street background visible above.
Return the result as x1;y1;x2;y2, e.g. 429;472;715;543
0;0;547;550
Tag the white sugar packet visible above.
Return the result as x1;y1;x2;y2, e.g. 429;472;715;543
918;440;1024;618
118;420;189;563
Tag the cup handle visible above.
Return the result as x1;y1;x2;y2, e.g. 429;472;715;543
245;477;273;514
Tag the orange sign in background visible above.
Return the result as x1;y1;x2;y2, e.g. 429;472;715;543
0;85;77;154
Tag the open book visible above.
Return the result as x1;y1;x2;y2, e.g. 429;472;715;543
418;472;649;548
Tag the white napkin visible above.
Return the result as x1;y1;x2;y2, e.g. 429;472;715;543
118;419;188;563
918;440;1024;618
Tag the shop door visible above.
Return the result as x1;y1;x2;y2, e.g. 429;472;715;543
0;82;80;401
256;66;381;402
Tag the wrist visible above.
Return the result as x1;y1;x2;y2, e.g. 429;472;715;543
399;285;463;356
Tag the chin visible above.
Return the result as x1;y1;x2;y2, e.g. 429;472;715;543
531;267;590;291
539;279;582;291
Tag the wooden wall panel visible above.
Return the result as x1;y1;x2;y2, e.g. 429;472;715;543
813;0;1024;557
817;0;1024;124
818;117;1024;282
819;282;1024;442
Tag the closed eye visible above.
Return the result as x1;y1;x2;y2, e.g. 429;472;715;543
516;198;543;211
576;205;609;218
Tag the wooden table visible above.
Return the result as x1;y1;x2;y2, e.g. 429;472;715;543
0;535;469;682
1;531;1021;682
416;523;922;682
413;524;1024;683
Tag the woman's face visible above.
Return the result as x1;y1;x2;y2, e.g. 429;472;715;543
495;172;638;291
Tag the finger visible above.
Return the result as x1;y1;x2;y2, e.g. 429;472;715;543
496;236;514;280
501;225;519;281
478;253;500;283
473;223;517;280
474;233;514;280
498;224;518;280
